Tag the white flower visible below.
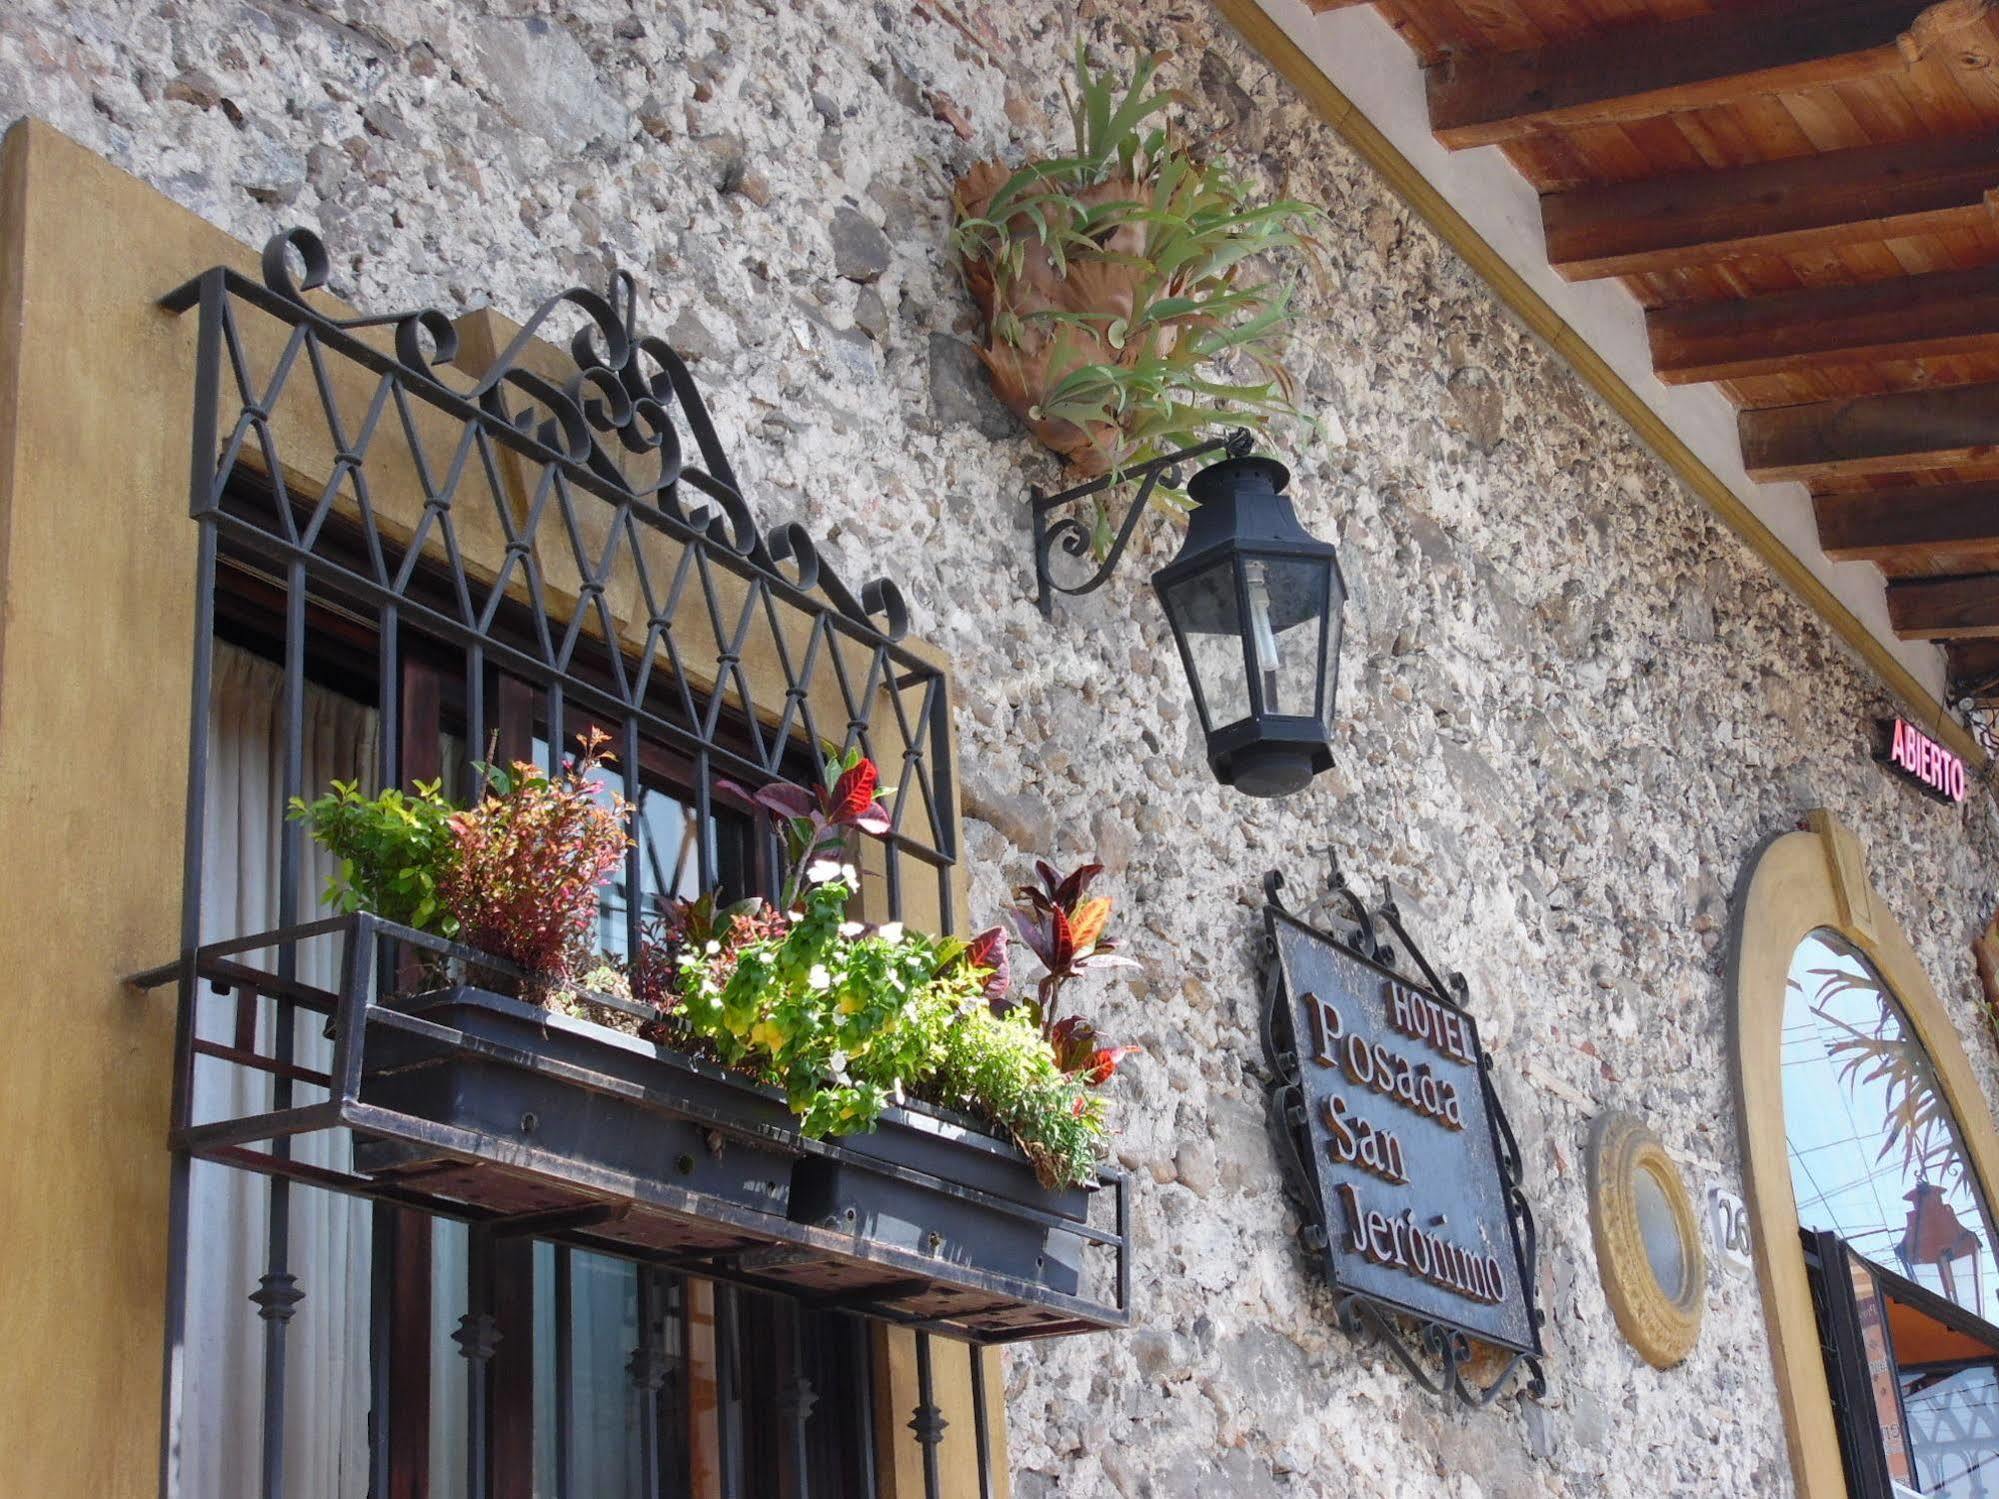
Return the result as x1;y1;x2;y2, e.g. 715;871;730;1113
806;858;845;886
876;922;903;943
704;940;721;955
828;1049;849;1082
807;964;831;990
841;862;859;885
839;921;867;939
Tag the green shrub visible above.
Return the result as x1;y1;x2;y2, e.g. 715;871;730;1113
288;778;459;936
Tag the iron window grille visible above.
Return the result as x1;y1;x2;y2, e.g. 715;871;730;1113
136;230;1131;1499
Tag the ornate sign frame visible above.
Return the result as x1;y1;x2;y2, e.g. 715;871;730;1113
1259;857;1546;1406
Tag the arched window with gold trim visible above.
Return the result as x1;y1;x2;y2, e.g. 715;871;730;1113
1735;814;1999;1499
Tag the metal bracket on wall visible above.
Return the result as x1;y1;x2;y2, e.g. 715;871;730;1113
1026;427;1252;618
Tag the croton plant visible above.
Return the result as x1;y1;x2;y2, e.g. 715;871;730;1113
294;741;1135;1187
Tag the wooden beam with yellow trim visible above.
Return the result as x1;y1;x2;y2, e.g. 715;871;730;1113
1207;0;1986;766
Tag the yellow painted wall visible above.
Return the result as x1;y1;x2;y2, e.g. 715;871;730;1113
0;118;268;1497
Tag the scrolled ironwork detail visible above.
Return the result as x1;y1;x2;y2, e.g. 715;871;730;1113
249;226;907;642
1260;851;1546;1409
1028;427;1253;617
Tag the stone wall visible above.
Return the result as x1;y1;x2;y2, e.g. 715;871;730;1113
8;0;1999;1494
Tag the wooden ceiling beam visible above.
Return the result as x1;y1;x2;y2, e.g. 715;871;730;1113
1427;0;1982;149
1886;574;1999;638
1816;483;1999;566
1946;638;1999;697
1740;381;1999;484
1544;130;1999;281
1650;267;1999;385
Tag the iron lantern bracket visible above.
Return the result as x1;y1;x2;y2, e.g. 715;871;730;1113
1027;428;1254;618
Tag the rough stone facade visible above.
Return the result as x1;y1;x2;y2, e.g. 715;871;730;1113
7;1;1999;1495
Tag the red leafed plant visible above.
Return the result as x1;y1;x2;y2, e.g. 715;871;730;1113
719;746;891;908
996;861;1141;1087
440;727;634;999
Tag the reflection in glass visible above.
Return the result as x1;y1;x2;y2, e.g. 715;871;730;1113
1783;930;1998;1317
1161;560;1251;730
570;1253;644;1493
1848;1253;1918;1490
1633;1165;1687;1301
539;733;703;961
601;783;703;959
1902;1359;1999;1498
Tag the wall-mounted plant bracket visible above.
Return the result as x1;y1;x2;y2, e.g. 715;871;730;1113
1027;428;1252;618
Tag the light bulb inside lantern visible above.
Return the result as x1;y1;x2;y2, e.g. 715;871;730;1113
1244;559;1282;711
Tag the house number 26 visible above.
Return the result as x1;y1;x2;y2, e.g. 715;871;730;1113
1708;1187;1753;1275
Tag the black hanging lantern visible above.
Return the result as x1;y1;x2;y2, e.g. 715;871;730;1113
1150;454;1345;797
1028;430;1347;798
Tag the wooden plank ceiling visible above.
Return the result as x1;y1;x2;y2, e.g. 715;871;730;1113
1301;0;1999;711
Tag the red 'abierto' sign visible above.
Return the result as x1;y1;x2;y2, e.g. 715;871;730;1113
1882;718;1968;804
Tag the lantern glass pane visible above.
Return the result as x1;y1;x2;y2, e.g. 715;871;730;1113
1319;566;1347;722
1242;555;1330;720
1162;559;1251;728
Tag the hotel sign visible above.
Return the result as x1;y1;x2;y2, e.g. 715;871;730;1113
1877;718;1968;804
1265;901;1541;1357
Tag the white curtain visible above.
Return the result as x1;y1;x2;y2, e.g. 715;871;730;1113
556;1249;644;1495
182;644;378;1498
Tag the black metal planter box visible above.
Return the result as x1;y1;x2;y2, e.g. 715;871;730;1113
143;915;1131;1343
359;986;1093;1298
356;985;803;1220
795;1101;1095;1299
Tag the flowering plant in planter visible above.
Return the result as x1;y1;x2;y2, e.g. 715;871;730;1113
642;755;1138;1185
289;777;460;936
296;739;1135;1188
439;728;633;999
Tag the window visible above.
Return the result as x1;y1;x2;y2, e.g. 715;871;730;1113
1783;931;1999;1498
1803;1233;1999;1499
156;233;1020;1499
1734;815;1999;1499
1785;931;1998;1319
185;638;880;1496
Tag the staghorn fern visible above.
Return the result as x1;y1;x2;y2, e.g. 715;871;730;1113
951;44;1321;522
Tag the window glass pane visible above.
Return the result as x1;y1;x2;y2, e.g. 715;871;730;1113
430;1217;469;1499
533;1243;558;1499
1847;1255;1918;1490
1902;1359;1999;1496
1784;929;1999;1316
1162;560;1250;729
533;732;706;962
